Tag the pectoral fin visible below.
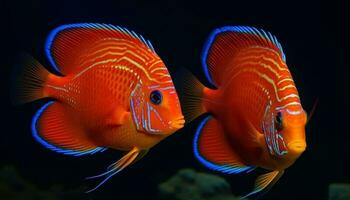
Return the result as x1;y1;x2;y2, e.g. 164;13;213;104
106;109;131;126
241;170;284;199
86;147;143;192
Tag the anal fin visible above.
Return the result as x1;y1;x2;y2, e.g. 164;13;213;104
241;170;284;199
33;101;106;156
194;115;253;174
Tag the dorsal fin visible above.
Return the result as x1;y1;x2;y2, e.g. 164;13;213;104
45;23;156;75
201;26;286;88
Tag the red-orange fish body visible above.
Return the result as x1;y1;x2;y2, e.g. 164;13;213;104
45;41;182;150
13;23;184;192
182;26;307;198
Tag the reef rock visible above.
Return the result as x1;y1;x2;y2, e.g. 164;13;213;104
0;165;88;200
158;168;241;200
329;183;350;200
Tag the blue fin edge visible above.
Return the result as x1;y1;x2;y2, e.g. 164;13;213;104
31;101;107;157
201;26;286;88
193;115;254;174
45;23;156;74
240;189;262;199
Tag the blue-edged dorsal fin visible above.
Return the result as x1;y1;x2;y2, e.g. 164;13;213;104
45;23;156;75
32;101;107;156
201;26;286;88
193;115;254;174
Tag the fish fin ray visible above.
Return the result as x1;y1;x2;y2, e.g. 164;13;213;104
11;54;51;105
105;148;148;171
45;23;156;75
240;170;284;199
194;115;253;174
201;26;286;87
86;147;140;192
132;149;149;164
103;149;147;171
32;101;106;156
174;68;206;123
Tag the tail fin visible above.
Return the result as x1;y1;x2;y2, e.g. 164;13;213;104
11;54;50;105
174;68;206;123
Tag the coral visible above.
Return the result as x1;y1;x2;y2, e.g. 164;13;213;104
0;165;88;200
329;183;350;200
158;168;242;200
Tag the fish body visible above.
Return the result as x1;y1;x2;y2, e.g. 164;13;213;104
13;23;184;191
182;26;307;198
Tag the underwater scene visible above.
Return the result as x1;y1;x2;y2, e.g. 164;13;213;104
0;0;349;200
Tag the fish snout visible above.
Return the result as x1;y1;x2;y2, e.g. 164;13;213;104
170;116;185;129
287;141;306;154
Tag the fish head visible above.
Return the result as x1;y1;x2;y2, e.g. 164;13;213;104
279;105;307;156
262;102;307;165
129;82;185;135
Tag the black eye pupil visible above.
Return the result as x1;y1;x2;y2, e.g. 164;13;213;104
150;90;162;105
275;111;283;131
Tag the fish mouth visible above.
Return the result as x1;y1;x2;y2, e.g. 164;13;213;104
287;141;306;153
170;116;185;129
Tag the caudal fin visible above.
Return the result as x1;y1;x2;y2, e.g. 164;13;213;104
174;68;206;123
11;54;50;105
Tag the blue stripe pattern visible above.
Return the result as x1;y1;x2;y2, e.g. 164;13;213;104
31;101;106;156
193;115;253;174
201;26;286;88
45;23;156;74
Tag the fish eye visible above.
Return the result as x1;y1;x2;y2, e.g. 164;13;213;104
150;90;162;105
275;111;283;131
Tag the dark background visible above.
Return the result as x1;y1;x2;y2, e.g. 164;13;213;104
0;0;348;200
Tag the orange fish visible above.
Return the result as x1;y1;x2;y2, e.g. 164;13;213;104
181;26;307;198
12;23;185;192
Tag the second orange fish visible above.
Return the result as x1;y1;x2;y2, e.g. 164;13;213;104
181;26;307;198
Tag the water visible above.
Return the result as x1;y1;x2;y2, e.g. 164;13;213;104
0;0;348;200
